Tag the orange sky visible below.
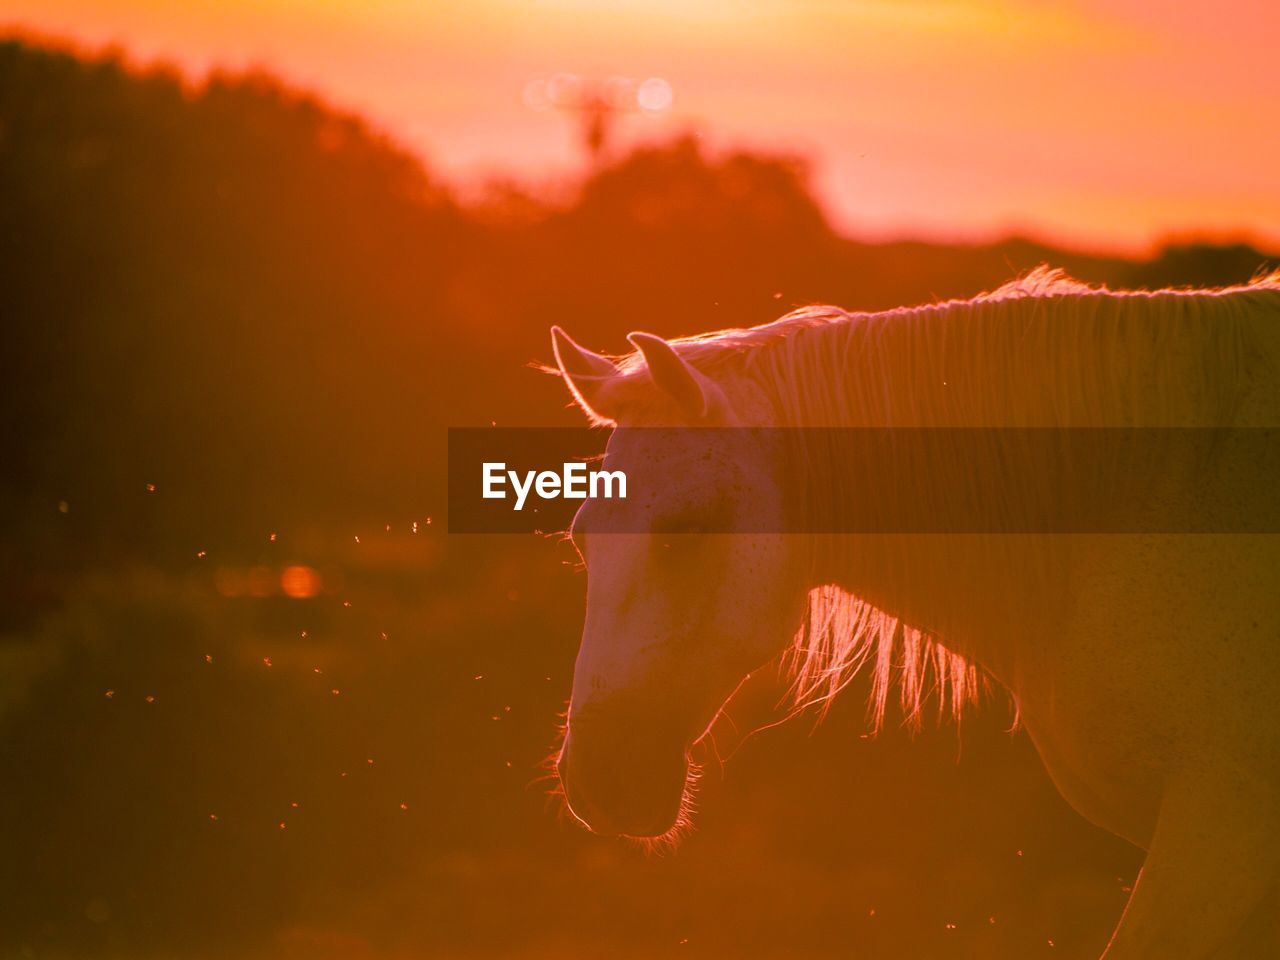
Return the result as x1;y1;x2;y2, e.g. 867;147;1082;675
3;0;1277;254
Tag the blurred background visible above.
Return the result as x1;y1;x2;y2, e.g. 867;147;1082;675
0;2;1275;958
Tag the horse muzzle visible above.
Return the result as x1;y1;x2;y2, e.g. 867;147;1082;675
556;709;690;838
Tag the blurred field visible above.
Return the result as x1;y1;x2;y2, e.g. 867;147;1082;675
2;533;1140;959
1;35;1273;959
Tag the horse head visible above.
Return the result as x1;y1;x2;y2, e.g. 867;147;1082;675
551;326;810;840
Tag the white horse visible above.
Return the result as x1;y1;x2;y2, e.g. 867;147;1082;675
550;269;1280;959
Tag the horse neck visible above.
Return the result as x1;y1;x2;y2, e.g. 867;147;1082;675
756;292;1192;682
816;532;1053;686
729;284;1273;695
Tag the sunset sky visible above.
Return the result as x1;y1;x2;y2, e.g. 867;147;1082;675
5;0;1277;254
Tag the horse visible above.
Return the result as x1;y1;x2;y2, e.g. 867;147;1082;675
549;268;1280;959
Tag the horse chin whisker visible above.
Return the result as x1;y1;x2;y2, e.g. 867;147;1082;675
522;770;563;796
535;710;571;804
618;756;704;856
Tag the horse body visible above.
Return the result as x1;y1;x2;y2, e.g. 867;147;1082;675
1035;531;1280;957
551;270;1280;959
1017;532;1280;842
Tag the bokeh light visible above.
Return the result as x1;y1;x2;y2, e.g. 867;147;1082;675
280;564;322;598
636;77;672;113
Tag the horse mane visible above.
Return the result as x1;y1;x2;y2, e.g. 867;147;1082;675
626;267;1280;732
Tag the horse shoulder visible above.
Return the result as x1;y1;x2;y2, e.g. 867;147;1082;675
1013;532;1280;849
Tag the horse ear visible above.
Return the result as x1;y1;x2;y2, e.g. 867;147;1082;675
551;326;619;420
627;331;708;419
